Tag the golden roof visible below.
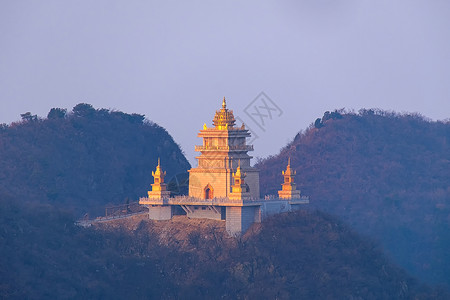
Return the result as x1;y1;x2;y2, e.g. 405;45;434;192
213;97;236;130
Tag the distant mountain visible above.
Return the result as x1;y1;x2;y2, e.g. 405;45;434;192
1;195;446;299
257;109;450;287
0;103;190;215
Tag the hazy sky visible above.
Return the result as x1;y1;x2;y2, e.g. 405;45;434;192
1;1;449;165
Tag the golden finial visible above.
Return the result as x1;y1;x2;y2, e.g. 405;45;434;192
288;157;291;166
203;123;207;130
158;157;160;167
213;96;236;129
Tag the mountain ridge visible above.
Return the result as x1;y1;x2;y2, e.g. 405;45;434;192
257;109;450;286
0;103;191;215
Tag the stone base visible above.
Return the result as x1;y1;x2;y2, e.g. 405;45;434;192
146;205;172;220
142;197;309;236
225;206;260;236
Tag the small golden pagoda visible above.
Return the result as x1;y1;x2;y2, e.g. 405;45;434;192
229;160;251;200
148;158;171;199
278;158;301;199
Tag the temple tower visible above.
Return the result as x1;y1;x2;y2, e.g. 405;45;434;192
139;98;309;235
278;158;301;199
188;97;260;199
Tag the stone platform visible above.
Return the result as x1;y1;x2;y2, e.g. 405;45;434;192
139;196;309;236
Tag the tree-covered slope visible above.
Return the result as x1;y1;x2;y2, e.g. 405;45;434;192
0;104;190;215
257;110;450;286
1;194;446;299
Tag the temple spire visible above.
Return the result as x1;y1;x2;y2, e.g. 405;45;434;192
229;158;250;200
222;97;226;109
148;158;170;199
235;159;242;177
278;158;301;199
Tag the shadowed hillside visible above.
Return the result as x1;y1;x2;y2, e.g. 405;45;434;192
257;109;450;287
1;195;447;299
0;104;190;215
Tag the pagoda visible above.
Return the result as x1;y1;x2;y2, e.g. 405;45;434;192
278;158;301;199
229;160;252;200
188;97;259;199
148;158;171;200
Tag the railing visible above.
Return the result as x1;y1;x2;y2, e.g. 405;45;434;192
265;194;310;201
195;145;254;151
140;195;309;204
75;210;149;227
202;126;247;131
75;202;149;227
140;196;262;205
172;196;261;203
105;201;147;217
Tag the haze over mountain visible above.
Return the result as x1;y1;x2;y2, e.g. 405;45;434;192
257;109;450;287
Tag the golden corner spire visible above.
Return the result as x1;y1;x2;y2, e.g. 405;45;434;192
146;157;170;199
234;159;245;178
278;156;301;199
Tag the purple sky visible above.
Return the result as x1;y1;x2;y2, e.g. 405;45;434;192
1;1;449;165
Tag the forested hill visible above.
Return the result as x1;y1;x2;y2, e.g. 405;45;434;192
1;197;447;299
0;103;190;215
257;109;450;287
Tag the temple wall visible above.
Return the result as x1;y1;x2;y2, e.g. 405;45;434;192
189;169;259;200
189;171;230;198
245;171;260;199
